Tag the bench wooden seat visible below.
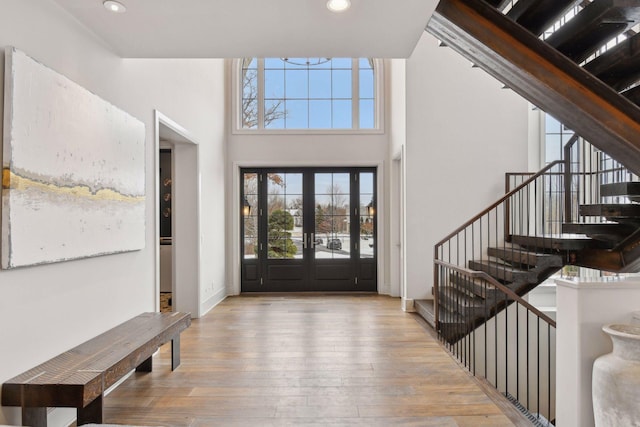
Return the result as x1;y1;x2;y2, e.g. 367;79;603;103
2;312;191;427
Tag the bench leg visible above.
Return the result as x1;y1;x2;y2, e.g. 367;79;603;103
171;334;181;371
77;394;103;426
136;355;153;372
22;407;47;427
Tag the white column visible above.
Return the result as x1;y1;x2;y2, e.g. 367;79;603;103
555;278;640;427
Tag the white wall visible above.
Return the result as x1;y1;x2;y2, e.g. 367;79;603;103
0;1;226;424
389;59;406;298
404;32;529;301
556;278;640;427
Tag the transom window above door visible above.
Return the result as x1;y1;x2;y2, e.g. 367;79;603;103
237;58;381;132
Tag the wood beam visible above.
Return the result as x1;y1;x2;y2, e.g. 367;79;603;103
427;0;640;176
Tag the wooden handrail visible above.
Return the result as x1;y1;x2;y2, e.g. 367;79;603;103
506;166;630;183
435;260;557;327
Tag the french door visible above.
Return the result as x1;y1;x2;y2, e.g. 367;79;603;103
241;167;376;292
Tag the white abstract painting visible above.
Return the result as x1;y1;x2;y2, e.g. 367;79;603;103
1;48;146;269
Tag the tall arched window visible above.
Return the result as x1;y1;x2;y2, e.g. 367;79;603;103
238;58;380;131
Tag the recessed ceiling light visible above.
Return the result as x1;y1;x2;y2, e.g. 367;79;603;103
103;0;126;13
327;0;351;13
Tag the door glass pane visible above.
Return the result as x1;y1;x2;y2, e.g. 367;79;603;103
360;172;374;259
314;173;350;259
268;172;303;259
243;173;259;259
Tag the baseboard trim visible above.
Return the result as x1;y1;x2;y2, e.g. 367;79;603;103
200;288;227;316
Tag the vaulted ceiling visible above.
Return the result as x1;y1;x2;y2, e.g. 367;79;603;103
52;0;438;58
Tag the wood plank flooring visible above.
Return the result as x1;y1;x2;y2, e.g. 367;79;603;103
104;295;520;426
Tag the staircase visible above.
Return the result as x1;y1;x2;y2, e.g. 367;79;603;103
424;153;640;338
419;0;640;337
421;163;640;427
417;1;640;423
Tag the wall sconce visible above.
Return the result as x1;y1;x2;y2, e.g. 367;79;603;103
367;200;375;217
243;197;251;216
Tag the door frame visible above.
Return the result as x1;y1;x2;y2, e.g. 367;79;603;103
230;161;385;295
240;167;377;292
154;110;201;316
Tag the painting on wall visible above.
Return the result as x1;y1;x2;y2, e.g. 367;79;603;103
1;47;146;269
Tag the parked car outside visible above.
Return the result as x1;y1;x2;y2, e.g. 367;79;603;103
315;237;323;245
327;238;342;250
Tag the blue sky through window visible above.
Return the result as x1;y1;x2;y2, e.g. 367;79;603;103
242;58;376;130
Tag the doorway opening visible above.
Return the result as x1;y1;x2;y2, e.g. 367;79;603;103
241;167;377;292
159;148;173;312
155;111;200;316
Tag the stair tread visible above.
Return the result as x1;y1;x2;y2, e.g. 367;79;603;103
488;247;563;267
563;222;636;233
468;259;539;284
622;84;640;105
414;300;436;328
509;234;607;250
440;286;487;308
469;259;532;271
563;222;636;243
484;0;510;9
448;273;498;299
584;32;640;91
580;203;640;218
414;299;434;311
600;182;640;197
545;0;640;63
507;0;579;36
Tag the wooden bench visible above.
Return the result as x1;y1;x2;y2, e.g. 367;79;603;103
1;312;191;427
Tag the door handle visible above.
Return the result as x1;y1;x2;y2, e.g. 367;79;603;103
311;233;315;249
303;233;308;249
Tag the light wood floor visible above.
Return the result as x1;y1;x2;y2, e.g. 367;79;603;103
105;295;521;426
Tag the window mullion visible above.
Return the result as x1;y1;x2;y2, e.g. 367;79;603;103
307;66;311;129
258;59;265;130
352;58;359;129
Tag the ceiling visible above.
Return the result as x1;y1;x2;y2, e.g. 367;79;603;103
51;0;438;58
